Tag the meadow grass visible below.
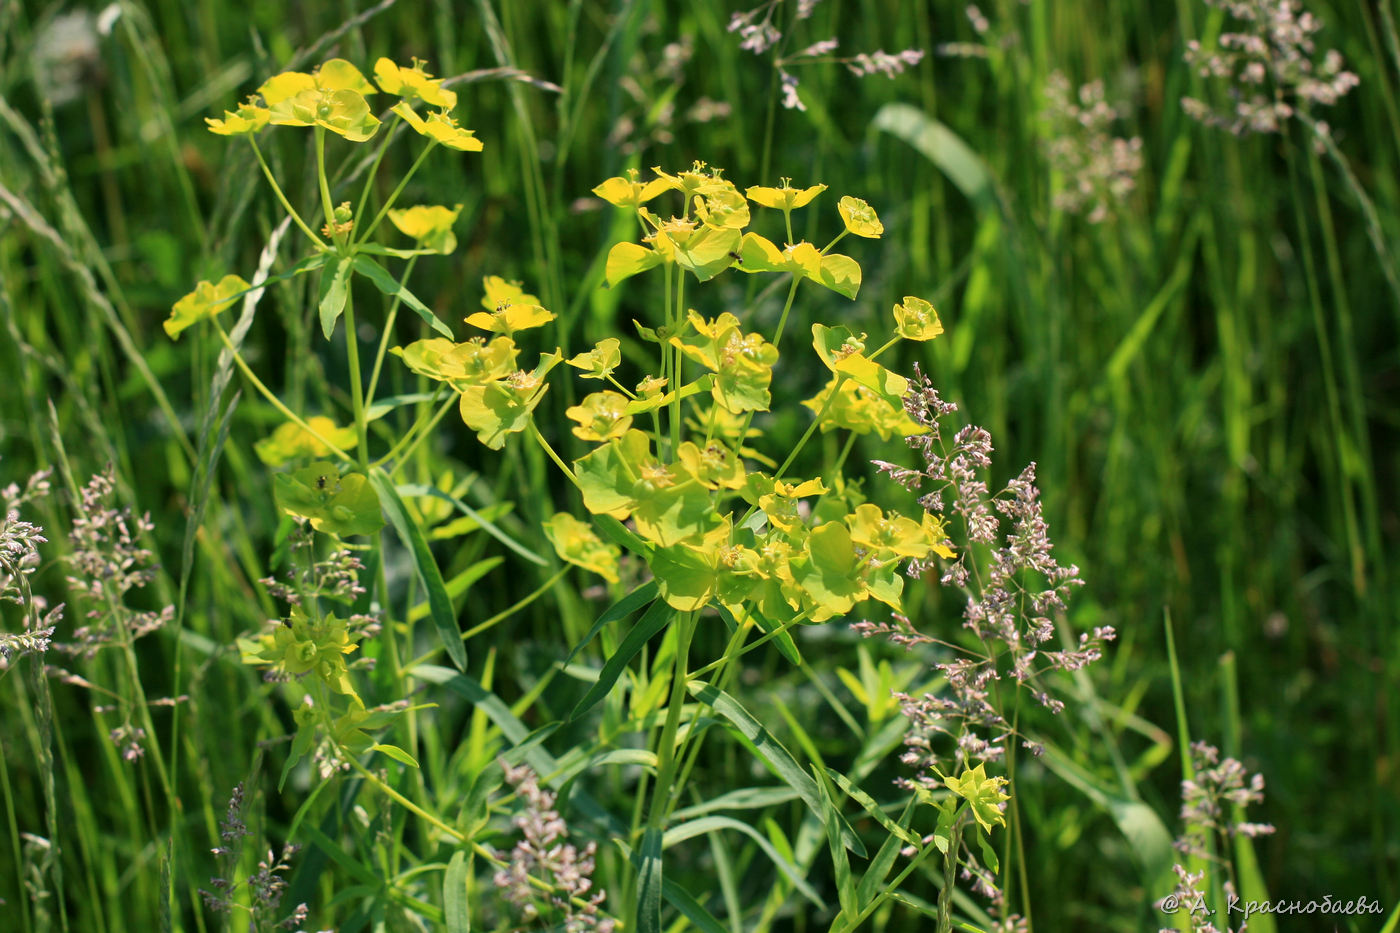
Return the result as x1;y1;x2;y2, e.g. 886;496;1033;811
0;0;1396;931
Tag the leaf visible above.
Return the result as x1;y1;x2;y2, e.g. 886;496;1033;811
565;580;660;664
815;252;861;299
568;598;672;722
370;469;466;670
273;463;384;536
826;768;922;845
663;815;824;907
318;257;353;339
636;826;664;933
397;483;546;565
352;254;454;337
688;681;864;854
444;850;471;933
871;103;995;210
814;771;857;918
371;743;420;768
605;241;662;287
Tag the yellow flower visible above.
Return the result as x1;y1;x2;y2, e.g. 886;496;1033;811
567;338;622;380
387;203;463;254
593;168;671;209
837;195;884;238
746;180;827;211
480;275;540;311
543;513;620;583
566;391;634;442
392;103;483;151
465;276;553;334
258;60;381;142
893;296;943;341
254;416;358;466
206;100;271;136
164;274;250;339
373;57;457;110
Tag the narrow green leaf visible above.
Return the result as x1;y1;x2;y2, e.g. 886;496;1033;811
569;598;672;722
371;743;420;768
565;580;660;664
352;254;454;337
444;851;471;933
671;786;801;821
688;681;864;854
663;815;824;907
637;826;664;933
856;798;919;909
827;768;921;845
370;469;466;670
813;770;857;917
318;256;352;339
398;483;547;565
407;557;503;624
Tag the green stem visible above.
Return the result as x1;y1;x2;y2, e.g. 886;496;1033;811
644;611;698;837
357;141;438;246
529;421;581;489
458;567;569;642
365;256;419;408
213;323;354;462
314;127;344;251
343;293;370;470
249;137;326;248
378;390;455;473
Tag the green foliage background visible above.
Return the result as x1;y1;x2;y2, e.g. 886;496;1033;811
0;0;1396;929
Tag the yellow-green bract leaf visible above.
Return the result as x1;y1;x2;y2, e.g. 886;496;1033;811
659;223;742;281
165;274;250;339
593;170;671;208
815;253;861;299
393;102;483;151
790;522;865;621
393;336;517;385
315;59;376;95
373;57;456;110
372;743;420;768
811;324;908;407
694;182;750;230
543;513;620;583
945;763;1010;833
567;338;622;379
457;351;561;449
893;295;944;341
837;195;884;238
254;417;358;466
480;275;540;311
566;391;633;441
206;102;270;136
274;462;385;537
651;522;748;611
605;241;663;287
746;182;827;211
318;257;353;339
269;87;380;141
736;233;822;279
257;71;316;106
802;376;923;440
464;304;555;335
574;429;651;519
388;203;463;254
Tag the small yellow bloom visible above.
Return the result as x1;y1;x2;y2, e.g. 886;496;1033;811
164;274;250;339
837;195;884;238
480;275;540;311
567;338;622;380
254;416;358;466
206;100;271;136
745;180;827;211
393;103;483;151
893;296;943;341
388;203;463;254
593;168;671;209
373;57;457;110
566;391;634;442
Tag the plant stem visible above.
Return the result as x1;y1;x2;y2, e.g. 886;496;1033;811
249;137;326;248
213;323;354;462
